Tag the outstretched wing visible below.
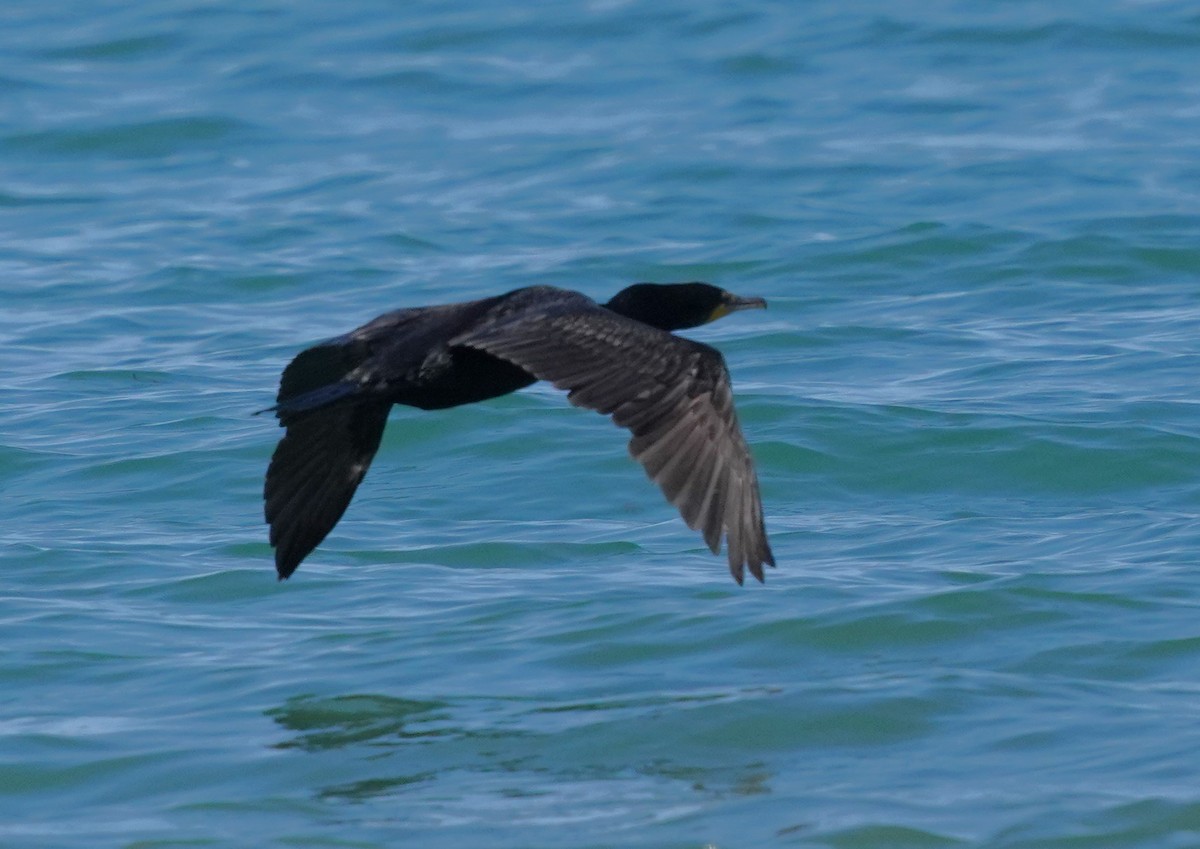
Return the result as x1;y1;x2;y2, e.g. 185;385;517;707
455;298;773;584
264;399;391;579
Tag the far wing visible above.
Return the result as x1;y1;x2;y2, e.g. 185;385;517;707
455;301;773;584
265;398;391;579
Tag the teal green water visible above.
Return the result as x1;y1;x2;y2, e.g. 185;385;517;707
5;2;1200;847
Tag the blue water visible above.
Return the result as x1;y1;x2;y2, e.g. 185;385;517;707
4;1;1200;846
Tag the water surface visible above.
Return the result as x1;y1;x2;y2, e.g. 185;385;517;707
4;1;1200;847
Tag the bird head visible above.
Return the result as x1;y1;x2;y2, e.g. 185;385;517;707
604;282;768;331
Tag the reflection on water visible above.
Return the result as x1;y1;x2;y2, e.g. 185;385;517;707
265;690;779;819
267;694;451;751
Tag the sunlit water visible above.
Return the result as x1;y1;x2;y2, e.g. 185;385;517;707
4;2;1200;847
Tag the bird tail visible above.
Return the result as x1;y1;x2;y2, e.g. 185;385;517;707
259;336;371;423
263;337;390;579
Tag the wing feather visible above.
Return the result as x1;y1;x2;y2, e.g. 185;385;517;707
264;400;391;579
456;299;773;583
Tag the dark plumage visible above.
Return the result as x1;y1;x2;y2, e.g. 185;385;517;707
264;281;774;584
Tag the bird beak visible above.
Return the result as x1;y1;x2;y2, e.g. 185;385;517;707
709;293;768;322
726;294;768;312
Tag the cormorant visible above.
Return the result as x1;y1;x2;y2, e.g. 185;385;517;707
263;281;774;584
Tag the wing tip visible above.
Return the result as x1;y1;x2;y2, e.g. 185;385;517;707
273;538;302;580
728;542;774;586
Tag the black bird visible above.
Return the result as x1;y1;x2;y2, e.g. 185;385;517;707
264;282;774;584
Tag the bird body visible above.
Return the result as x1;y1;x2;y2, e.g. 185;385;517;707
264;282;774;584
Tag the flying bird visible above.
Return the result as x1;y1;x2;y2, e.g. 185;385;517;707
264;282;774;584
